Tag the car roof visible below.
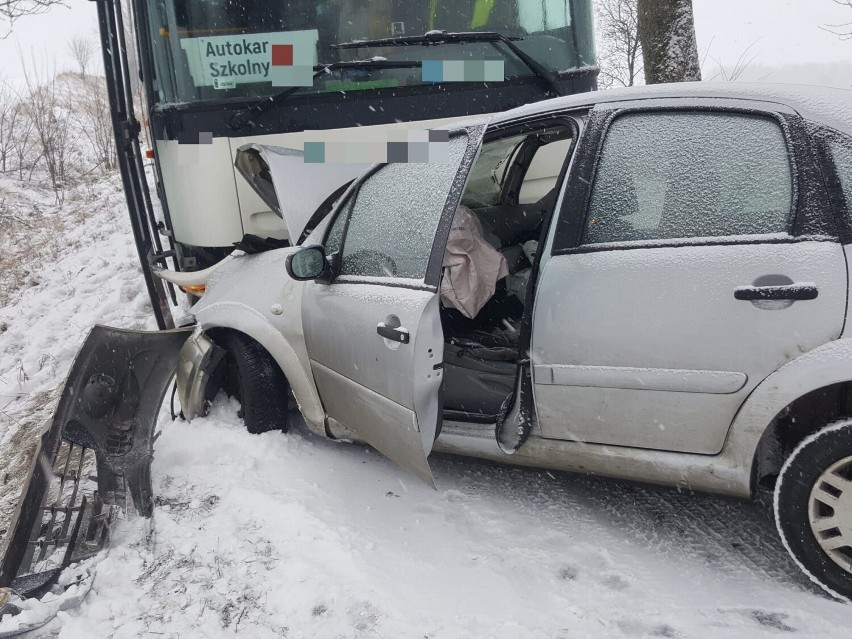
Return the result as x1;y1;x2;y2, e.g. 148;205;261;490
489;82;852;136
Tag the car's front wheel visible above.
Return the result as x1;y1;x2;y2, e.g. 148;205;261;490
219;331;290;434
775;419;852;600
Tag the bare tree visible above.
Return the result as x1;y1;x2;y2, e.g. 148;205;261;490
75;75;116;172
0;81;38;179
596;0;643;89
21;55;75;202
0;0;65;31
8;101;38;180
68;35;95;77
0;80;13;172
707;40;762;82
822;0;852;40
637;0;702;84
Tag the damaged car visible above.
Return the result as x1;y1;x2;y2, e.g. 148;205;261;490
6;82;852;615
169;82;852;600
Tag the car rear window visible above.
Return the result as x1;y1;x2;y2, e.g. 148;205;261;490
583;111;793;245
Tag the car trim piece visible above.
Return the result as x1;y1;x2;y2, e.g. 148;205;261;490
811;124;852;244
552;233;837;256
534;365;748;394
176;330;225;421
333;275;437;292
434;420;751;498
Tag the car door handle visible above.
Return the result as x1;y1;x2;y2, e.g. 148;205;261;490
734;283;818;301
377;322;410;344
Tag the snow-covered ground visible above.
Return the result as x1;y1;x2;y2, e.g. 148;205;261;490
1;171;852;637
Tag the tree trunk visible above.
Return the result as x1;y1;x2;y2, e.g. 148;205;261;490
637;0;701;84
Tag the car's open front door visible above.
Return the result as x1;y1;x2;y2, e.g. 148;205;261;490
301;123;487;485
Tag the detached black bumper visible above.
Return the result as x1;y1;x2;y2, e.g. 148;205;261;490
0;325;191;629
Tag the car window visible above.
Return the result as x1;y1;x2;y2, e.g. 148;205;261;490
583;111;793;245
461;134;525;208
339;133;469;280
829;139;852;218
519;137;573;204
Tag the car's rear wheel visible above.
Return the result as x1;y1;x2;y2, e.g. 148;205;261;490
775;419;852;600
219;331;290;434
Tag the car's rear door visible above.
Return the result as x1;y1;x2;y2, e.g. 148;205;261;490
532;101;848;454
301;124;485;484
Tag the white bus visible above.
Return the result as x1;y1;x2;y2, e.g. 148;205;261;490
97;0;597;327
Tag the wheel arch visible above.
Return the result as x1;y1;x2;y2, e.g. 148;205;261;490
194;301;327;437
752;380;852;491
723;339;852;495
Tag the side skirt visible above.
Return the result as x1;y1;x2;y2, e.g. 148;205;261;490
433;420;753;499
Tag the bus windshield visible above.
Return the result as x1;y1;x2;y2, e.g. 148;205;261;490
142;0;595;105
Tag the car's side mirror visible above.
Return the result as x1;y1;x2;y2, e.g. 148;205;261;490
285;245;327;281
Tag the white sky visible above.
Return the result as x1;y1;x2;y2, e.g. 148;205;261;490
0;0;850;84
692;0;851;68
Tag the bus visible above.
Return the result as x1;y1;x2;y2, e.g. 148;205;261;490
96;0;598;328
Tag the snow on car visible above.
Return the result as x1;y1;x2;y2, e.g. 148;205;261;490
4;82;852;631
174;82;852;600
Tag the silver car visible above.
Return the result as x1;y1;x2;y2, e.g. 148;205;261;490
168;83;852;599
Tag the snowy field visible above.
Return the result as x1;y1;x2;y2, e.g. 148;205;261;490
2;172;852;637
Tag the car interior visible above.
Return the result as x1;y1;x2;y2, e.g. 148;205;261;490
441;122;575;421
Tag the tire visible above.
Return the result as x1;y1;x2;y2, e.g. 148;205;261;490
775;419;852;600
219;331;290;434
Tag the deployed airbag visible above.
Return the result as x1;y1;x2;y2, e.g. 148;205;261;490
440;206;509;319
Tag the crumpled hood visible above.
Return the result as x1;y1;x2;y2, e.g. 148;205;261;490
234;143;369;243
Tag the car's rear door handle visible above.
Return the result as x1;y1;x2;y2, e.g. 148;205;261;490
377;322;410;344
734;283;818;301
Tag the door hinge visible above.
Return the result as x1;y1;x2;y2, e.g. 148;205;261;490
120;119;141;148
149;250;176;266
156;221;174;238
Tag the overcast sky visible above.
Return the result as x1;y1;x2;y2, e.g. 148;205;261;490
0;0;850;85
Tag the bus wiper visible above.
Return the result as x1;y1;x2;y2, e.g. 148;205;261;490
332;30;565;100
228;31;563;131
229;59;423;130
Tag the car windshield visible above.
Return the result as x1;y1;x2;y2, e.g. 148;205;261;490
141;0;596;105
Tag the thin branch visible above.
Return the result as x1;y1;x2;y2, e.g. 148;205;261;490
821;0;852;40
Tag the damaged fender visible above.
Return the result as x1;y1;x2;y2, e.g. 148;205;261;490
175;330;224;422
